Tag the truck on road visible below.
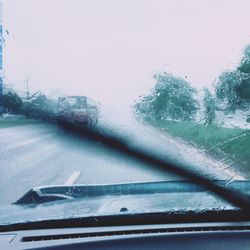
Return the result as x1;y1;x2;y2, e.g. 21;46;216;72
57;96;99;127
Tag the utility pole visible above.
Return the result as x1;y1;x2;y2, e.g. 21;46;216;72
25;76;30;99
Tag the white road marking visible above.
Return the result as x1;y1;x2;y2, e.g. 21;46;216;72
64;171;81;186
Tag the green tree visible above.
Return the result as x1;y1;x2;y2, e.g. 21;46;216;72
135;72;199;122
0;91;23;113
215;70;243;111
215;44;250;111
203;88;215;125
238;44;250;73
21;92;57;120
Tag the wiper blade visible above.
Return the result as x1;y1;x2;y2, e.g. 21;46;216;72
15;180;250;205
57;122;250;211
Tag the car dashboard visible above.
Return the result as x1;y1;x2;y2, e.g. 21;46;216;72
1;221;250;250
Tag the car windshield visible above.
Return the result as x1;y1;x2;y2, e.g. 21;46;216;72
1;0;250;227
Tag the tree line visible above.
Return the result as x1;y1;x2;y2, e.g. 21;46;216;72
135;44;250;126
0;91;57;121
1;44;250;125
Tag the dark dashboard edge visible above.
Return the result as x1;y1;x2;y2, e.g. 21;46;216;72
1;210;249;233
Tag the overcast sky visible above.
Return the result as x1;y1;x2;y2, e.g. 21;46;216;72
3;0;250;106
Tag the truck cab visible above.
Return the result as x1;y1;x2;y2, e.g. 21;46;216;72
57;96;98;127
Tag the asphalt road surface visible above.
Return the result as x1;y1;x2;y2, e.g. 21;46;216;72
0;120;244;205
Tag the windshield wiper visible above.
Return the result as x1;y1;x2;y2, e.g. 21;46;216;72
54;122;250;211
15;180;250;205
14;121;250;210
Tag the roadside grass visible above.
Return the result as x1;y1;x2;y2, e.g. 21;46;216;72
0;119;40;129
148;119;250;176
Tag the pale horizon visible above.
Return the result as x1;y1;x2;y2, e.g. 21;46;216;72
3;0;250;106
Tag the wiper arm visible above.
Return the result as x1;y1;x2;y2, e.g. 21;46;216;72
15;180;250;205
58;122;250;211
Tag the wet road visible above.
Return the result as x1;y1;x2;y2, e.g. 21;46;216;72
0;121;243;205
